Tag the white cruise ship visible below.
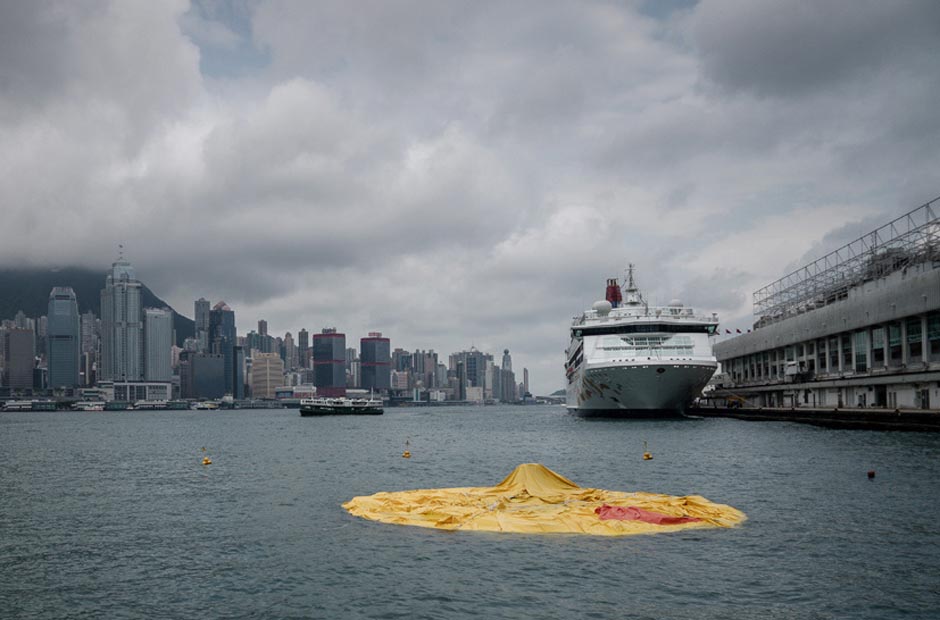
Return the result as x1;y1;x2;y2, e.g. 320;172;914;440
566;266;719;416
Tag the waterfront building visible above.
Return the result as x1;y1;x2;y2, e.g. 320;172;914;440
456;361;467;400
250;352;284;399
523;368;530;396
3;328;35;390
81;351;96;386
361;332;391;391
449;348;492;392
143;308;173;382
313;328;346;397
348;359;360;388
298;328;309;369
258;319;268;337
412;349;439;388
391;369;410;391
107;381;172;403
209;302;243;398
100;257;143;382
194;298;210;352
187;352;226;399
80;311;97;354
392;348;413;372
47;287;80;389
284;332;297;370
499;367;517;402
714;199;940;410
502;349;512;372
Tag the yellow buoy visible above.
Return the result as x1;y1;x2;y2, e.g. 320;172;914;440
402;451;411;459
643;452;653;460
202;456;212;465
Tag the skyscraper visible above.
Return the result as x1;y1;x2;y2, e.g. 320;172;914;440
80;311;97;354
298;328;309;368
3;328;35;390
258;319;268;337
47;287;80;389
250;352;284;399
284;332;297;369
450;347;490;389
313;328;346;397
361;332;391;391
100;257;143;381
209;301;242;398
194;298;210;353
143;308;173;382
502;349;512;372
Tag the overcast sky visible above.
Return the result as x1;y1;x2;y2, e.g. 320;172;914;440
2;0;938;394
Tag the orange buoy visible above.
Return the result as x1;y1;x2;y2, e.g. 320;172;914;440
402;451;411;459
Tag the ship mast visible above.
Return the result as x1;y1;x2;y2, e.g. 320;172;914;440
622;264;646;308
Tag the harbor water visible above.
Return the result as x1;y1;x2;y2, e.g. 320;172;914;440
1;406;938;619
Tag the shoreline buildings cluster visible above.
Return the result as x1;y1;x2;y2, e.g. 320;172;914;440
0;259;530;405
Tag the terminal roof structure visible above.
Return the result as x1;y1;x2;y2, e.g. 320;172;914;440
753;196;940;328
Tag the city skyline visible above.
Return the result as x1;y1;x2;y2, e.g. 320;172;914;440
0;258;531;401
1;1;938;396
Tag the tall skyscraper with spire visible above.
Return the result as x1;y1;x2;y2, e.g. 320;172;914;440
47;287;80;389
100;255;143;381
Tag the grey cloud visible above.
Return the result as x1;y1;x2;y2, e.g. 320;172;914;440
691;0;940;97
3;0;940;394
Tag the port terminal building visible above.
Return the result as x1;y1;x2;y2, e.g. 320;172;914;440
712;198;940;411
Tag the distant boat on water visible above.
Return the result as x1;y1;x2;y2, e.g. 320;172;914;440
300;395;383;416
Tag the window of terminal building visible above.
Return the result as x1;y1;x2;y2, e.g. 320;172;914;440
854;331;868;373
929;312;940;361
829;337;839;371
888;323;902;366
806;342;814;355
816;339;826;373
841;334;852;371
796;343;804;358
785;346;794;362
906;317;923;362
871;327;885;368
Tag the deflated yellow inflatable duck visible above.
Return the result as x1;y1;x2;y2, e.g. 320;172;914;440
343;463;745;537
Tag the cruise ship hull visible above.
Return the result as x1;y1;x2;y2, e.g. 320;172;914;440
567;362;717;417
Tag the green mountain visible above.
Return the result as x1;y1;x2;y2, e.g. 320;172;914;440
0;267;193;346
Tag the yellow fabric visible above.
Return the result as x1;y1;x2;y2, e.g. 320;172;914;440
343;463;746;536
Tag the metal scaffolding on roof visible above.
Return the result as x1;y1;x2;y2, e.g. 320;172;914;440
753;195;940;327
